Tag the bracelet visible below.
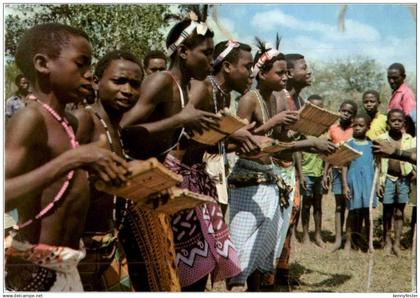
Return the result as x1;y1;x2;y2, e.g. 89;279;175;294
400;150;412;161
392;149;412;162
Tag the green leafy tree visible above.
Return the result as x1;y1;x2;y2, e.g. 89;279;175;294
5;4;171;62
304;57;391;112
5;4;173;100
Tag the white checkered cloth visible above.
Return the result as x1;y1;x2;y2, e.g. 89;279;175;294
273;163;296;253
227;159;294;286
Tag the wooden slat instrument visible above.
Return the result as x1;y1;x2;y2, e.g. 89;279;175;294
95;158;213;214
320;143;362;167
288;102;340;137
192;108;248;145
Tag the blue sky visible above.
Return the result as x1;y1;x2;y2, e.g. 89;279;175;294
207;4;416;73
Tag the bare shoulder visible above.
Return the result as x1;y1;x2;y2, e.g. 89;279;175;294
238;89;257;106
5;105;48;178
190;78;211;93
6;104;47;147
71;107;95;144
189;79;212;109
237;90;258;120
141;71;174;97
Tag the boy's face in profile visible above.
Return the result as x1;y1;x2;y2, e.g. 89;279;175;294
97;59;142;113
289;58;312;87
48;35;93;103
186;37;214;81
228;49;253;94
363;93;379;115
388;111;405;132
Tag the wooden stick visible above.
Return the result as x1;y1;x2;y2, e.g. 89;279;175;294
367;255;374;292
366;162;380;292
368;164;380;252
411;223;417;292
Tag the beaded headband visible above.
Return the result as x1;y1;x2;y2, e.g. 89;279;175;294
166;11;210;57
251;43;280;77
213;40;240;67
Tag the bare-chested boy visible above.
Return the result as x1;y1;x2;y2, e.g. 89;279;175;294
272;53;321;289
187;40;260;214
377;109;415;256
5;23;128;291
227;38;293;292
120;6;241;291
74;50;143;291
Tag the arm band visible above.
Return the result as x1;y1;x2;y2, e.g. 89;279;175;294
392;149;413;163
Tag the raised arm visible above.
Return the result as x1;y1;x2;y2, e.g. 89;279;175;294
253;110;298;135
120;72;180;132
121;73;220;135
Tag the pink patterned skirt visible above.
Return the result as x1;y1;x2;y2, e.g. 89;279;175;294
164;154;241;287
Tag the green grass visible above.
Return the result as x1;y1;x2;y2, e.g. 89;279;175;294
209;193;416;292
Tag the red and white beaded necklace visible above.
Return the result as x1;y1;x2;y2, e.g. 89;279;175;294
14;99;78;230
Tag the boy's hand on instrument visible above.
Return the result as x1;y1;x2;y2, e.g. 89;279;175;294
75;134;130;185
229;122;260;154
273;111;299;126
312;139;337;154
179;104;221;135
239;135;272;159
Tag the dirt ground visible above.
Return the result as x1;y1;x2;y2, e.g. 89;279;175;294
208;192;416;293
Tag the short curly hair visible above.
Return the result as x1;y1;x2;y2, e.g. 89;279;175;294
15;23;90;83
95;50;143;79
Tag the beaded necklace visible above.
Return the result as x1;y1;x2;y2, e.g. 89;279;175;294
14;99;78;230
253;89;273;137
86;105;129;232
285;89;303;111
208;76;228;168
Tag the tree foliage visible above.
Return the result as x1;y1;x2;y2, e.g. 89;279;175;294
5;4;171;62
302;56;400;113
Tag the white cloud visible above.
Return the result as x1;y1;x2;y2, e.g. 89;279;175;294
249;8;415;72
251;9;380;42
281;34;415;73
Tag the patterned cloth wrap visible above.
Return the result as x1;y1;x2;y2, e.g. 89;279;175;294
164;154;241;287
5;236;86;291
227;159;294;286
78;229;132;291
